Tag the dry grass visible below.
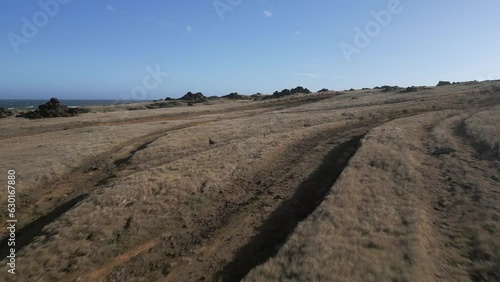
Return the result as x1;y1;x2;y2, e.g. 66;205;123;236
245;112;447;282
461;107;500;159
245;109;500;281
0;81;499;281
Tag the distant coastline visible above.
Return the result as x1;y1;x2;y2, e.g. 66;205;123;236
0;99;147;110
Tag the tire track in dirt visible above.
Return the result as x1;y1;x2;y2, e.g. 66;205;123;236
103;122;373;281
0;95;334;262
216;136;363;282
3;99;471;279
426;111;500;281
0;194;89;259
0;121;206;254
0;95;333;141
103;108;456;281
0;109;259;235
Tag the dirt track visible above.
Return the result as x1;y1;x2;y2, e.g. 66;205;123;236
0;83;499;281
2;95;378;281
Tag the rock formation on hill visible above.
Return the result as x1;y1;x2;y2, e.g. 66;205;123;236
0;107;13;118
437;81;452;86
179;92;207;102
16;98;88;119
222;92;243;100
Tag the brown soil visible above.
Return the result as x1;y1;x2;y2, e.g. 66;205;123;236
0;81;499;281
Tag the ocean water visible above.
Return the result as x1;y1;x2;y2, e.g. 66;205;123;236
0;99;122;110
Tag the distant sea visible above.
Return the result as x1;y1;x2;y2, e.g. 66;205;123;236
0;99;135;110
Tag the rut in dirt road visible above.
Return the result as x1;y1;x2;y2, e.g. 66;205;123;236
0;194;88;259
0;135;164;259
114;140;156;167
217;136;363;282
0;101;333;263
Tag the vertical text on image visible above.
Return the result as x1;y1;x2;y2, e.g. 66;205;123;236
6;170;17;275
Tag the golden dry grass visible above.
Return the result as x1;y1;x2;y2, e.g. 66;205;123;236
0;81;499;281
245;109;500;281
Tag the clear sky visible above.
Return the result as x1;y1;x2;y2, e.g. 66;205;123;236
1;0;499;100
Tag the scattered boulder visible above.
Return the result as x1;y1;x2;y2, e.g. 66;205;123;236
271;86;311;98
16;98;89;119
223;92;243;100
380;85;401;92
437;81;452;87
291;86;311;94
0;107;13;118
400;86;431;93
452;80;479;85
180;92;206;103
404;86;418;92
250;93;266;100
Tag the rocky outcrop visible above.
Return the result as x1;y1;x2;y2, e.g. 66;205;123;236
0;107;13;118
222;92;243;100
16;98;89;119
437;81;452;86
179;92;207;102
271;86;312;98
380;85;402;92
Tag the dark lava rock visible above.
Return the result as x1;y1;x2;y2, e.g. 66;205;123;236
404;86;418;92
380;85;402;92
222;92;243;100
437;81;452;86
179;92;207;103
270;86;312;99
16;98;89;119
0;107;13;118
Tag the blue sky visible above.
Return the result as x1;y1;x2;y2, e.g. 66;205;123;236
1;0;499;99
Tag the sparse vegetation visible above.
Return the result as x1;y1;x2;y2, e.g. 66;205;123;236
146;102;170;109
1;80;499;281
